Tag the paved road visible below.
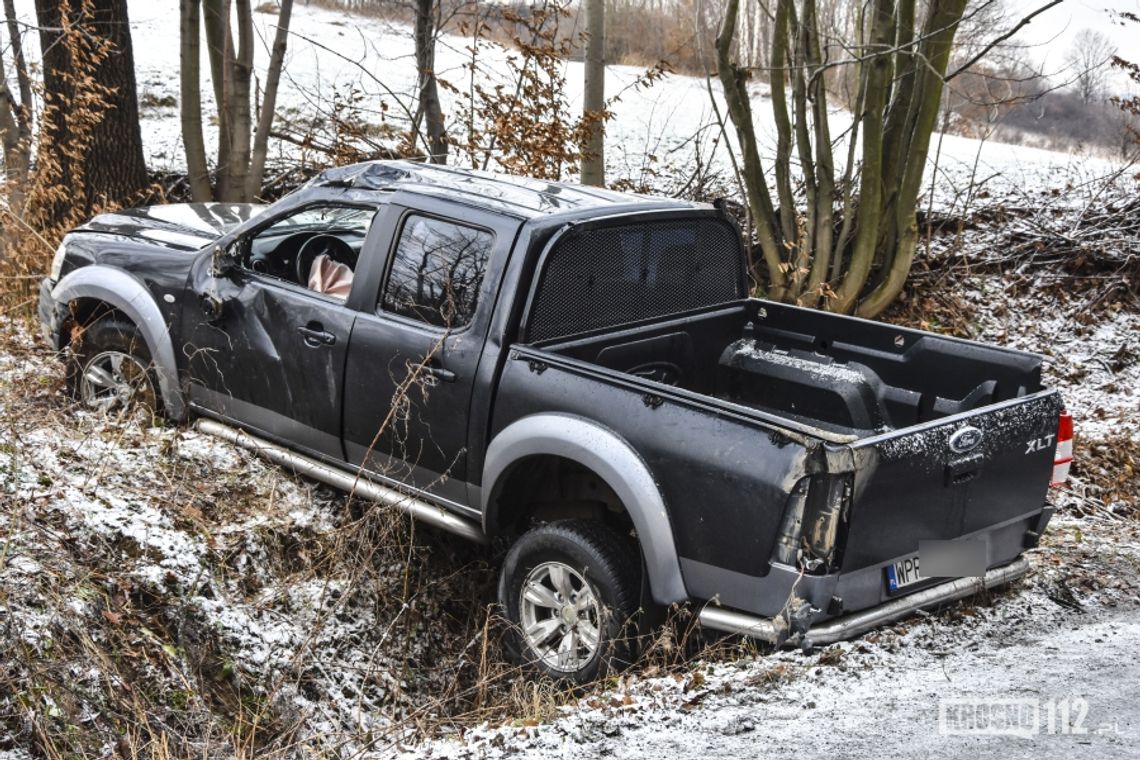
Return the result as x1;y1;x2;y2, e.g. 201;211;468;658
428;607;1140;760
593;614;1140;760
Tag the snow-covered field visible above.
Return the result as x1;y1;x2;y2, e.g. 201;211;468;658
2;2;1139;757
116;0;731;188
6;0;1127;200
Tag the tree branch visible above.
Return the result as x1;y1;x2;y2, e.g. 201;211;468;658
945;0;1064;81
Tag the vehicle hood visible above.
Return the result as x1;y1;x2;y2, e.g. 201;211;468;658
76;203;267;251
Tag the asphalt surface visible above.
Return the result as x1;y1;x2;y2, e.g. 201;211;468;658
595;613;1140;759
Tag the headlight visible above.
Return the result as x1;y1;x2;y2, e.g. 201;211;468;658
50;239;68;281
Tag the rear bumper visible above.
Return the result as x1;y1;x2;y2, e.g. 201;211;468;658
699;555;1031;647
683;505;1049;621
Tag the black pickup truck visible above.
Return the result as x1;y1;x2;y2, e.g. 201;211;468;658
39;160;1072;683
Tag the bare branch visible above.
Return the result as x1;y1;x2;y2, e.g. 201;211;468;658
945;0;1064;82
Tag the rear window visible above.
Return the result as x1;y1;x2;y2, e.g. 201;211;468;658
524;217;744;342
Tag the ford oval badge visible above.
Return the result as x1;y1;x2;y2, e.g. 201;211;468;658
949;426;983;454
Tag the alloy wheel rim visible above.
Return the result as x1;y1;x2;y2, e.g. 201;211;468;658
518;561;604;673
79;350;154;413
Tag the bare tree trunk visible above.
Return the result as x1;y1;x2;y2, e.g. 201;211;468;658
34;0;149;221
857;0;966;317
181;0;212;201
80;0;149;207
803;0;835;305
580;0;605;185
716;0;785;298
4;0;32;131
788;1;817;300
412;0;447;164
201;0;229;116
769;0;797;246
1;0;32;209
246;0;294;197
220;0;253;201
758;0;771;81
0;57;26;214
830;0;866;282
830;0;894;314
203;0;232;194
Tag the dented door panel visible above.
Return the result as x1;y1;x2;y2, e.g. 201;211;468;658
181;269;355;460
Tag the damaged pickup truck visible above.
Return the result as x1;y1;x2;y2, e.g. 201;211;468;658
39;160;1073;683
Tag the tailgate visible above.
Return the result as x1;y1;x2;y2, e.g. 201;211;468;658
841;391;1063;572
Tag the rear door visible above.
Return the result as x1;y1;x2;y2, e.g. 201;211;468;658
341;198;518;507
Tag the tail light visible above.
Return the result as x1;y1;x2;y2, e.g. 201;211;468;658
1050;411;1073;487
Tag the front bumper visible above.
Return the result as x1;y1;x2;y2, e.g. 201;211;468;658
37;276;62;347
699;555;1031;648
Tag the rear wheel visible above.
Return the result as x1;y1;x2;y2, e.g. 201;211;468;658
499;520;640;685
67;315;159;415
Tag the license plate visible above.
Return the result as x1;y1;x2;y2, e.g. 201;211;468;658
885;553;923;592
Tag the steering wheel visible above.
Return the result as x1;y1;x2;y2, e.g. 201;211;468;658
295;234;356;285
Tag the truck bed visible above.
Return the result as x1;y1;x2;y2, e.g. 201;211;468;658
513;298;1060;619
542;299;1046;440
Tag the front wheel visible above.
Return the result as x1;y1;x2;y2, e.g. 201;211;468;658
67;315;159;415
499;520;641;685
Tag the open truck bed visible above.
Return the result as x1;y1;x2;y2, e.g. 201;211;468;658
502;297;1061;637
545;299;1048;440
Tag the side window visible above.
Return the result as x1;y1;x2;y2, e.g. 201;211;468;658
381;215;493;328
243;205;376;298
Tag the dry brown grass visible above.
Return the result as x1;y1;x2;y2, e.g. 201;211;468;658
1069;435;1139;520
0;318;758;758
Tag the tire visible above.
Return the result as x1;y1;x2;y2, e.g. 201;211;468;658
66;314;160;416
499;520;641;685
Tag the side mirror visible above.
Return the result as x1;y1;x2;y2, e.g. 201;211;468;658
210;244;238;278
200;291;225;322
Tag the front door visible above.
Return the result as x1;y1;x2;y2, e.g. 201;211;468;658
182;202;380;459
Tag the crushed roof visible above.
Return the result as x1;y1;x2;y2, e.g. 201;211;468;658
307;160;694;218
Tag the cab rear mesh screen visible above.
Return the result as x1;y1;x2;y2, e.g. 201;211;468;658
524;217;745;343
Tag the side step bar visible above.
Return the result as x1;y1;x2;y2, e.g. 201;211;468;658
196;419;487;544
699;555;1031;648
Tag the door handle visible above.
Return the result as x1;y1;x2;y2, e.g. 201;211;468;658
297;323;336;347
945;453;984;486
423;364;457;383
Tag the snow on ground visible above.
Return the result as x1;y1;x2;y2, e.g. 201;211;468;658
1;2;1138;756
410;536;1140;759
1;250;1136;756
0;323;504;754
967;282;1140;446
